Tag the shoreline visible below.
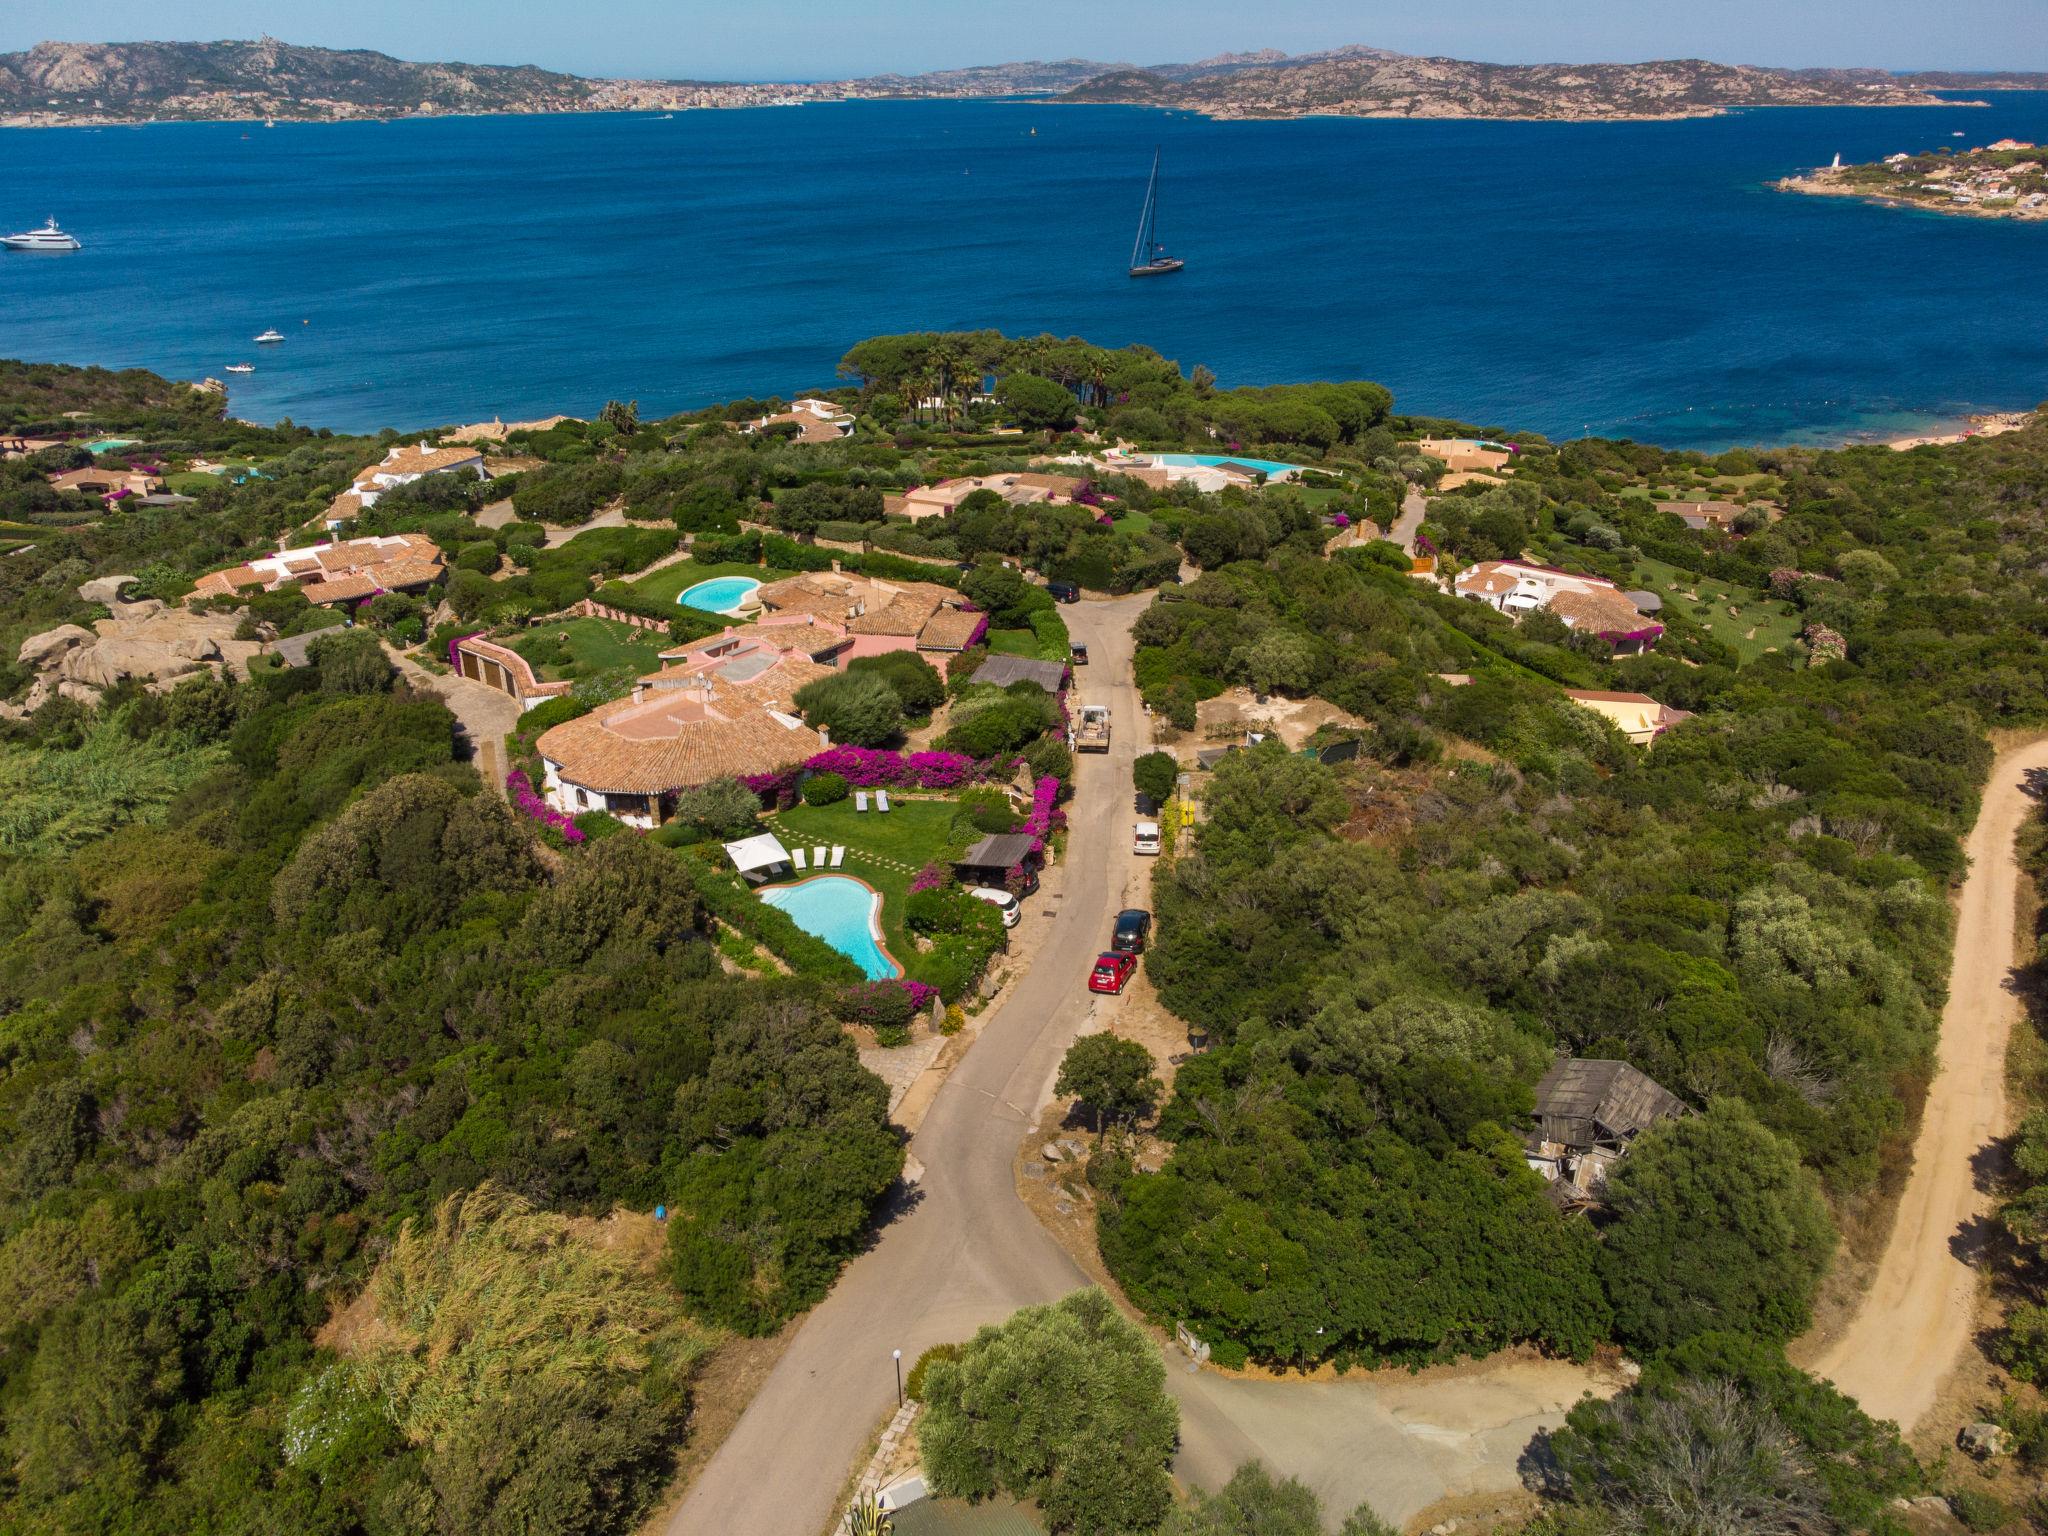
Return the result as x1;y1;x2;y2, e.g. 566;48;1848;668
0;94;1999;132
1775;171;2048;222
1875;410;2035;452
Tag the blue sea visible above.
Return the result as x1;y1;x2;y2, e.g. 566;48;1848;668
4;93;2046;449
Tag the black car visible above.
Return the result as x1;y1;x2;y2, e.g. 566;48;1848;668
1070;642;1089;666
1111;908;1152;954
1046;580;1080;604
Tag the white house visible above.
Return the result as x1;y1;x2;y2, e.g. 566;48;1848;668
324;442;487;529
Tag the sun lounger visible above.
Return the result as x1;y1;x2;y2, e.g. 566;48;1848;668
830;845;846;867
876;790;892;813
813;845;828;867
855;791;870;812
792;848;807;870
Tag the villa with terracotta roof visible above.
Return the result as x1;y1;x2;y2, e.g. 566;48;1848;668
49;465;162;503
898;471;1084;522
534;651;829;828
1561;689;1691;746
659;612;856;673
1454;559;1660;651
753;569;986;669
324;441;487;528
744;397;855;446
190;533;445;607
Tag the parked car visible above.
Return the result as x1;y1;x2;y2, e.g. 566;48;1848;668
1069;642;1089;665
1088;951;1138;994
1133;820;1162;855
1046;579;1080;604
967;886;1021;928
1111;909;1152;954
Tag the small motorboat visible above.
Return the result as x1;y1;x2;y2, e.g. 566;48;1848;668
225;363;256;374
254;329;285;343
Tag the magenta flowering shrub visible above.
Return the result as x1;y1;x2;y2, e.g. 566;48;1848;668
1072;480;1102;507
1330;512;1351;529
965;614;990;649
506;769;587;843
1019;775;1065;853
449;630;483;670
903;980;940;1011
1415;533;1438;557
803;746;1002;790
909;863;951;893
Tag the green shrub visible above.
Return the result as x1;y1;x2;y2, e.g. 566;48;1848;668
904;1342;962;1402
802;772;849;807
1948;1489;2010;1532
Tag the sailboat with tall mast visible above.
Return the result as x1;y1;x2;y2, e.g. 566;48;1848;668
1128;149;1183;278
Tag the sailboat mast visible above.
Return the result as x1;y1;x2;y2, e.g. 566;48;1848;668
1131;150;1160;270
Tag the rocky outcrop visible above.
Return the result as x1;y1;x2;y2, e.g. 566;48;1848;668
2;585;263;718
77;573;135;606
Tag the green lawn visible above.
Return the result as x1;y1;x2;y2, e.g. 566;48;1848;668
623;559;793;609
985;628;1041;658
766;796;984;988
1109;510;1154;534
506;617;669;687
1629;557;1801;662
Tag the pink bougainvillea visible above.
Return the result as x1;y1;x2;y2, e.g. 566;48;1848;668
1019;774;1065;854
909;863;950;893
449;630;483;670
1330;512;1351;529
964;613;990;649
506;769;586;843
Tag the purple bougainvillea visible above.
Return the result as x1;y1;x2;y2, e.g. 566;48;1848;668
909;862;950;893
506;769;586;843
1019;774;1065;854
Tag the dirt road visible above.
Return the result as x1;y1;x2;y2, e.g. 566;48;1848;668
1389;486;1428;553
1810;739;2048;1431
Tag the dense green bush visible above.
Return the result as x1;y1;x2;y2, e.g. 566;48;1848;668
801;771;849;806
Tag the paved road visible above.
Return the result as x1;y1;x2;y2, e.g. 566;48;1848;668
1811;739;2048;1431
1389;486;1428;554
387;645;524;794
667;594;1600;1534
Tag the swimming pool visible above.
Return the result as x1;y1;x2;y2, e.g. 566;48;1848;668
84;438;138;453
677;575;761;614
759;875;901;980
1153;453;1308;479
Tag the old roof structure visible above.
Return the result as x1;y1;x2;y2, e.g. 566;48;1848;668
755;570;975;651
1530;1059;1688;1151
1545;585;1653;635
661;616;854;670
957;833;1038;872
914;607;987;653
970;654;1068;692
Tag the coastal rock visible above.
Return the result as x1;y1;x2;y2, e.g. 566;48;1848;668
77;574;136;606
18;624;94;668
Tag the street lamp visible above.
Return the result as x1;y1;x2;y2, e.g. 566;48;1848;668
893;1348;903;1407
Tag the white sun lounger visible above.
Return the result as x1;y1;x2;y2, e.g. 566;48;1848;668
792;847;807;870
855;791;871;812
876;790;892;813
813;845;828;867
830;845;846;867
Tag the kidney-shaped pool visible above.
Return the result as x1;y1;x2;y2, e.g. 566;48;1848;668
758;874;901;980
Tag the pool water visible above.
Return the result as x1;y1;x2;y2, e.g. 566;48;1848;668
677;575;762;614
1154;453;1308;478
760;875;900;980
84;438;138;452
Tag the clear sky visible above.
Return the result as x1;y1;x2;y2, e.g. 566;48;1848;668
3;0;2042;81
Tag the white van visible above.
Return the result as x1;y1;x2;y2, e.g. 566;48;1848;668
1133;821;1162;856
968;886;1021;927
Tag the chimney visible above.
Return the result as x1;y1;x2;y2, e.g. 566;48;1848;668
816;724;830;746
830;558;841;574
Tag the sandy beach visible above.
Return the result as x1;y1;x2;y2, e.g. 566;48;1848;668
1886;410;2035;451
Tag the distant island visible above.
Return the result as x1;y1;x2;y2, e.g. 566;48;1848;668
5;36;2046;127
1776;139;2048;221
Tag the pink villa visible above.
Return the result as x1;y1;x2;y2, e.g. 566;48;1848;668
751;570;986;672
189;533;445;607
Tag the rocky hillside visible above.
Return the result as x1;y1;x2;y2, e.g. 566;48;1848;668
0;37;594;121
1059;46;1994;120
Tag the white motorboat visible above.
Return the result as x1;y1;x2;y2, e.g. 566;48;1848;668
3;218;80;252
254;329;285;343
225;363;256;374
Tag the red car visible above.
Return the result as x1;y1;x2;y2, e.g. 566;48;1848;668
1089;951;1138;994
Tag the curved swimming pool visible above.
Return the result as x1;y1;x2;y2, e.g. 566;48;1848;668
759;875;901;980
677;575;761;614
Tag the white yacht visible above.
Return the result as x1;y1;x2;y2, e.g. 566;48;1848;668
254;328;285;343
2;218;81;252
225;363;256;374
